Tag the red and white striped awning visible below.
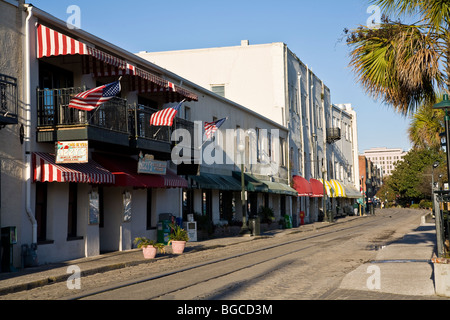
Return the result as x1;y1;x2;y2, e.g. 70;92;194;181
33;152;115;184
36;24;198;101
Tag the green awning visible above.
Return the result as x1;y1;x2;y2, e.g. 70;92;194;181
192;171;297;196
190;174;221;189
190;173;242;191
232;171;268;192
206;173;242;191
264;181;298;196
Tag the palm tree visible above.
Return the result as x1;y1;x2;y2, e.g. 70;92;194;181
345;0;449;115
408;95;445;150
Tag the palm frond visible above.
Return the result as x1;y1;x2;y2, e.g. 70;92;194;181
346;21;442;115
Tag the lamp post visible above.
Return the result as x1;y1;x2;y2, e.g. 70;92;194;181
432;95;450;257
238;142;251;236
321;166;330;223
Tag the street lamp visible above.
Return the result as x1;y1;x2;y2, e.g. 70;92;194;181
321;166;330;223
431;161;439;217
237;142;251;236
360;175;365;216
432;95;450;257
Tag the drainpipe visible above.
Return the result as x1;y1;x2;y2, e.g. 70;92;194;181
24;5;37;245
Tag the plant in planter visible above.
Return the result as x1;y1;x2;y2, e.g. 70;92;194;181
258;206;274;224
133;237;166;259
168;224;189;254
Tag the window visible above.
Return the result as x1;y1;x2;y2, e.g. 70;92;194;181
182;189;194;222
211;85;225;97
268;132;272;160
280;195;286;216
39;61;74;89
219;191;235;222
67;183;78;239
280;138;286;166
298;150;303;175
256;128;261;162
184;106;191;121
146;189;155;230
35;182;48;242
99;187;104;228
202;190;212;221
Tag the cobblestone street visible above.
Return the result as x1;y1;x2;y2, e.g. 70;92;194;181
1;209;446;301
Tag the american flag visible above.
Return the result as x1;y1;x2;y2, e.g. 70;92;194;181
204;118;227;140
69;80;121;111
150;100;185;127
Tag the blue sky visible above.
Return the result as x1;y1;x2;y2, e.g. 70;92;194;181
32;0;413;153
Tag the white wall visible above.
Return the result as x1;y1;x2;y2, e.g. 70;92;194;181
138;43;287;126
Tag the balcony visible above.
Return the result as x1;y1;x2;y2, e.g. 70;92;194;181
37;87;131;147
326;127;341;144
36;87;194;157
130;104;173;156
0;74;18;126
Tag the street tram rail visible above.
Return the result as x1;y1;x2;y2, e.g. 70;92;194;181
67;213;402;300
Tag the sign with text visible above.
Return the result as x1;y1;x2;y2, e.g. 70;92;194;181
55;141;88;164
138;158;167;175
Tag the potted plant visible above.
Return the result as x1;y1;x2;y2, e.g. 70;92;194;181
168;224;189;254
133;237;165;259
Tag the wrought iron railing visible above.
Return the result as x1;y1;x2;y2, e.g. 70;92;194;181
37;87;129;134
0;74;18;125
132;104;171;142
174;117;195;149
37;87;195;145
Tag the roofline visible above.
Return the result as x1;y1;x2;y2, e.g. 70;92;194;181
25;4;288;132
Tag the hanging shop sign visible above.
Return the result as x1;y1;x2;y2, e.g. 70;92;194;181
55;141;88;164
138;154;167;175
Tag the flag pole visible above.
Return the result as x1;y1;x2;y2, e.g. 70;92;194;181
153;127;163;138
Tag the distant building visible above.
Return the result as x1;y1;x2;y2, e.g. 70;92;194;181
363;147;407;176
359;155;383;209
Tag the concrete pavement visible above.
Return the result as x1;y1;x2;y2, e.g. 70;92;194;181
337;222;437;296
0;211;447;300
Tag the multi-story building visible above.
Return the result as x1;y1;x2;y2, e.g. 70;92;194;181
138;41;361;221
327;104;362;215
363;147;407;176
0;1;297;268
359;155;383;211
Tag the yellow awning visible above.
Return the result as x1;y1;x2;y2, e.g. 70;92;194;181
319;179;334;197
330;180;347;198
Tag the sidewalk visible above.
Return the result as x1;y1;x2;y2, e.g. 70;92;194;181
0;212;443;299
330;218;442;299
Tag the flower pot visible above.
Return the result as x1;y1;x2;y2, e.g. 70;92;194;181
142;246;157;259
171;241;186;254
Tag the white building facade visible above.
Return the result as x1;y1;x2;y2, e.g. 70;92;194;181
363;147;407;176
138;41;361;222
